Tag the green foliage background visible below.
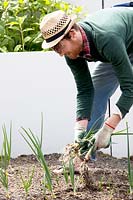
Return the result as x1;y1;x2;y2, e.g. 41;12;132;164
0;0;83;52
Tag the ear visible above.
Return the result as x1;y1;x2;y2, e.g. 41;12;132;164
69;29;77;39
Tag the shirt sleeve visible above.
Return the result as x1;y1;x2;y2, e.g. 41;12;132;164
102;34;133;117
65;56;94;120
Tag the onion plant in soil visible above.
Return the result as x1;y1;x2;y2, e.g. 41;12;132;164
0;116;133;200
0;152;133;200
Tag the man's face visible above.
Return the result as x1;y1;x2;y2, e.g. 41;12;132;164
52;29;83;59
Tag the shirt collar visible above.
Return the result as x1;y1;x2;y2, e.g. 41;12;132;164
78;25;92;60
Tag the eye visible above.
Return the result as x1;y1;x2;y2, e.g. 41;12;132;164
52;43;60;51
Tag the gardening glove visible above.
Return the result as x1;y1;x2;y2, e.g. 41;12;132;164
74;122;90;159
74;122;98;160
94;123;114;150
74;122;87;142
84;123;114;161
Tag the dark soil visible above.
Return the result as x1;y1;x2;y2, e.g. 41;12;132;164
0;151;133;200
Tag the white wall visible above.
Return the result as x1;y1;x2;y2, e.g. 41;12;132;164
0;52;76;157
65;0;131;13
0;52;132;158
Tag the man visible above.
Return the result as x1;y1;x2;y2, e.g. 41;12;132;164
40;7;133;160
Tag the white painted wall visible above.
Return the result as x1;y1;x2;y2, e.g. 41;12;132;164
0;52;132;158
0;52;75;157
65;0;132;13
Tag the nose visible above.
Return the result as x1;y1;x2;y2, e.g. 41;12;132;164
59;52;65;57
57;49;65;57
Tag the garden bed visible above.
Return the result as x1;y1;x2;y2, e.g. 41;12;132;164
0;151;133;200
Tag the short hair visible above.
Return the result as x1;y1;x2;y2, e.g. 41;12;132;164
71;23;80;31
63;23;79;39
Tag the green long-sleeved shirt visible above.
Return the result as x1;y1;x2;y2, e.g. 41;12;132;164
65;7;133;120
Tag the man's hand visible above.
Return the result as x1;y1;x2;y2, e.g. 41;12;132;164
74;121;92;159
74;121;87;142
94;123;114;150
84;123;115;161
93;113;121;150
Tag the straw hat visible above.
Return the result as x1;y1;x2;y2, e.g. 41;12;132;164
40;10;77;49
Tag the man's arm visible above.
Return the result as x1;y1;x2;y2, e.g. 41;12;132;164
65;56;94;142
102;35;133;118
86;34;133;158
65;56;94;121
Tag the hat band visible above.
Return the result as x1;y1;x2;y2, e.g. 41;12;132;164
46;19;72;43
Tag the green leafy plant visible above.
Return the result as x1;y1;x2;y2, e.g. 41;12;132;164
19;113;53;197
107;178;114;199
0;123;12;170
0;0;83;52
0;122;12;199
42;172;56;198
98;176;104;191
55;174;60;187
0;168;9;197
62;158;76;194
78;120;131;160
126;122;133;194
19;166;35;198
62;161;69;185
69;158;76;194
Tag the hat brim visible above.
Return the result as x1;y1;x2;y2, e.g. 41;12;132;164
41;14;77;49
